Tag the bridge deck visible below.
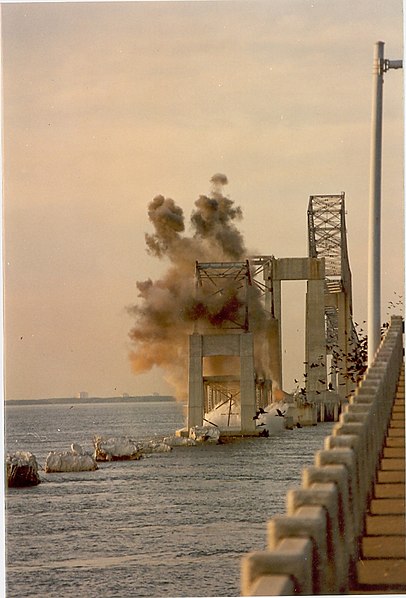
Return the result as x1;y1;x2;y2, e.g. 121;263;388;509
352;365;406;593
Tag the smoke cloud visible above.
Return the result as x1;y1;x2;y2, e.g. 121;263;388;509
128;175;270;399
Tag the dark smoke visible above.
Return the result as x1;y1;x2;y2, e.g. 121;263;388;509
145;195;185;258
127;175;270;399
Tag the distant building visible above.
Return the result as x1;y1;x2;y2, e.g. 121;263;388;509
77;391;89;399
122;393;129;398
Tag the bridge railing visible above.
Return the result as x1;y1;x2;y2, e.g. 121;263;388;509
241;315;404;595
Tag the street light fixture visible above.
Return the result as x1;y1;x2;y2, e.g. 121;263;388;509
367;41;402;365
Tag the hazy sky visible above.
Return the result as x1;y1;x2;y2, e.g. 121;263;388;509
3;0;404;400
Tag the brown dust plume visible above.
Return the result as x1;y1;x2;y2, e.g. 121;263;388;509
127;175;271;399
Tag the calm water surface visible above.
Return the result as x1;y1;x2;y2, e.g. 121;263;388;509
6;401;334;597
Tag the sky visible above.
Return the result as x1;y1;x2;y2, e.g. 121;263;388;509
2;0;404;400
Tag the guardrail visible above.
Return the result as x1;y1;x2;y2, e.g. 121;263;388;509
241;315;404;595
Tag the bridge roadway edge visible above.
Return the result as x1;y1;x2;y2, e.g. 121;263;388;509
351;363;405;593
240;315;405;595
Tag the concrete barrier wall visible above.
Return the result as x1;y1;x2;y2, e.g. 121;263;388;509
241;315;404;595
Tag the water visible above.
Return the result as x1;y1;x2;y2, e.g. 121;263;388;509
5;400;334;597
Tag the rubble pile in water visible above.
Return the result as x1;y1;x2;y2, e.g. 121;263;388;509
141;439;172;454
93;435;144;461
189;426;221;443
45;443;98;472
93;436;174;460
6;451;41;487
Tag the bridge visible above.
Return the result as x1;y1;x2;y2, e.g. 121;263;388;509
236;40;405;592
308;193;361;401
186;193;361;434
184;191;405;592
241;314;404;594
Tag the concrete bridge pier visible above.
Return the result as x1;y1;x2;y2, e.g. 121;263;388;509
266;316;282;395
187;332;257;434
266;257;327;418
188;333;205;430
240;333;257;432
305;275;327;410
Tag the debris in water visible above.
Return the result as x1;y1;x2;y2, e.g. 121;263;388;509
7;451;41;487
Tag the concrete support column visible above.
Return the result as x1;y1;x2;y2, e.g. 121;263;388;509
273;280;282;342
319;402;325;422
271;274;283;388
337;292;350;399
187;334;204;429
273;278;282;320
267;317;282;391
240;333;256;433
330;358;338;390
306;279;327;403
264;260;272;313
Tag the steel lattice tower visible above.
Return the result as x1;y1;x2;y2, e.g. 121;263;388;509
308;193;359;397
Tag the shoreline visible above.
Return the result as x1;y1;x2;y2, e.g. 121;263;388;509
5;395;177;407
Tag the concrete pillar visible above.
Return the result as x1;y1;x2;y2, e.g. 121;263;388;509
337;292;352;399
306;279;327;403
271;273;283;388
187;334;204;429
330;356;338;391
274;280;282;378
240;333;256;433
264;379;272;405
267;317;282;391
320;401;325;422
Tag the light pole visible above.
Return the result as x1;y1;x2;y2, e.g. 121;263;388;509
367;41;402;365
